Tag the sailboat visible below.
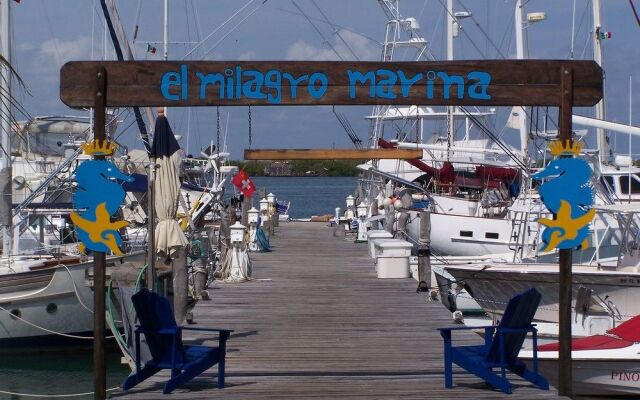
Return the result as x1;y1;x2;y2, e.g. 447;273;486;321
0;0;149;346
356;2;621;270
0;117;149;346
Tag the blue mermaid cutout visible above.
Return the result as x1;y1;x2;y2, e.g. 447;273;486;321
70;140;133;254
531;140;595;251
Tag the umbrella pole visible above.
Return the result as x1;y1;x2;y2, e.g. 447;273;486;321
147;157;157;291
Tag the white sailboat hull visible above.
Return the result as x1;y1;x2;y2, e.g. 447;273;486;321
445;263;640;323
407;211;515;256
0;253;142;346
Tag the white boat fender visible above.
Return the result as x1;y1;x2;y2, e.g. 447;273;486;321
452;310;464;323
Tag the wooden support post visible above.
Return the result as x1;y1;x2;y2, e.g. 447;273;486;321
93;66;107;400
147;159;156;291
229;204;237;225
241;195;250;227
417;211;431;292
558;65;573;398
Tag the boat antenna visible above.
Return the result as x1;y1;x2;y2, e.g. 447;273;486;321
99;0;151;154
216;106;221;157
248;106;253;148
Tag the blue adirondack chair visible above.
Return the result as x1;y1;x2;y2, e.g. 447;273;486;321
122;288;233;394
438;287;549;394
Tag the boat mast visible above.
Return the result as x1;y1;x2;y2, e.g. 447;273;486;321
514;0;529;159
0;0;12;254
163;0;169;117
164;0;169;61
446;0;454;160
369;0;399;153
372;0;427;149
592;0;610;163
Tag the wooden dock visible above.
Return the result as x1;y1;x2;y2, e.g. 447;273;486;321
113;222;567;399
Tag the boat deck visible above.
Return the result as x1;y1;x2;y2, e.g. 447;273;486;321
113;222;567;399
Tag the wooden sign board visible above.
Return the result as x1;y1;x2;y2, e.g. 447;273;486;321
60;60;602;108
244;148;423;160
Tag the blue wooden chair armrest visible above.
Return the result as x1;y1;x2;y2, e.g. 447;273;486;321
498;325;536;334
439;325;496;348
181;327;234;334
181;327;233;350
438;325;495;332
135;326;179;335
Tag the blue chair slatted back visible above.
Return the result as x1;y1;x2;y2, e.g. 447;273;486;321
131;288;186;365
486;287;541;364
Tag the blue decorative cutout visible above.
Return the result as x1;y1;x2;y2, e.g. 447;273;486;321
70;158;133;254
531;143;595;251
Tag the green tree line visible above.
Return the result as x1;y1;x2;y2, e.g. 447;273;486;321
228;160;364;176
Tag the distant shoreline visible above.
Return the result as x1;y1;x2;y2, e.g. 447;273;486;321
256;174;356;177
229;160;363;177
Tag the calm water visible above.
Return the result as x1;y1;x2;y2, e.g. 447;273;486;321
0;346;128;399
0;177;356;399
249;176;358;219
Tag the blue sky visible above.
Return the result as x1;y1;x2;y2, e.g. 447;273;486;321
10;0;640;158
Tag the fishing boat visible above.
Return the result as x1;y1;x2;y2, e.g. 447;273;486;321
519;315;640;396
440;201;640;324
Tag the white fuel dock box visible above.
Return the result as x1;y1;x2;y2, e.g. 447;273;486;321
374;240;413;279
366;230;394;258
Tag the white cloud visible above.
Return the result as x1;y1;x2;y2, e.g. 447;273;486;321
37;36;92;67
238;51;257;60
17;43;35;52
27;36;92;85
285;29;378;61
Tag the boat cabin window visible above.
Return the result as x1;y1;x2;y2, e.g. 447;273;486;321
619;174;640;195
600;176;614;189
459;230;473;237
485;232;499;239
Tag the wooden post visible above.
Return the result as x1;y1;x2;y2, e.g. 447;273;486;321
147;159;156;291
93;66;107;400
241;195;250;227
557;65;573;397
417;211;431;292
384;204;394;235
229;204;237;225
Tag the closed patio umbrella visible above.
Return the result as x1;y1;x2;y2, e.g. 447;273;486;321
151;108;188;322
152;109;188;258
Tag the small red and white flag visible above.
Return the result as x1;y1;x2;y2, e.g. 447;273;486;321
231;169;256;197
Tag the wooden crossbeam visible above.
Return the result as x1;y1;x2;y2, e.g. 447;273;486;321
243;148;422;160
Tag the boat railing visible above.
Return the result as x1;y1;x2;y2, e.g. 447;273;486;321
13;146;82;218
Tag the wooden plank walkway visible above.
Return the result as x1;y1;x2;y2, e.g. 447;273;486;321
113;222;566;399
